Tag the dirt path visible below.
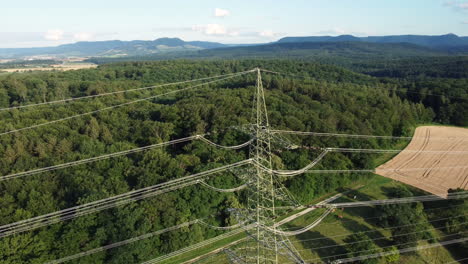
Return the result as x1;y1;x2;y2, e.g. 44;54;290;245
274;190;352;227
376;126;468;197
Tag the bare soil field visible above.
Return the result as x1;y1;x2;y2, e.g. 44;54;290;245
376;126;468;197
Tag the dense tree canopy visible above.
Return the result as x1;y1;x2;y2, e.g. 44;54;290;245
0;59;460;263
343;232;381;264
377;188;434;249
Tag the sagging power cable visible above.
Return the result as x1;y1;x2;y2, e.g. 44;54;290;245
0;135;253;182
0;159;252;238
0;71;251;137
0;70;255;112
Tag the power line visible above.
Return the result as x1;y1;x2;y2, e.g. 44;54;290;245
0;135;253;182
3;67;467;263
271;129;467;142
259;68;468;101
230;68;307;263
0;135;198;181
0;159;251;238
198;220;244;231
327;147;468;154
146;69;468;262
0;72;250;137
298;165;466;197
271;130;413;140
272;190;353;230
281;202;467;232
326;191;468;208
46;211;250;264
255;150;329;177
305;232;467;263
264;145;468;178
142;225;254;264
45;219;200;264
294;221;467;253
270;149;467;178
331;235;468;264
193;238;251;264
198;136;254;149
302;167;468;174
0;70;256;112
291;214;467;244
444;257;468;264
47;217;246;264
199;180;248;193
265;209;332;237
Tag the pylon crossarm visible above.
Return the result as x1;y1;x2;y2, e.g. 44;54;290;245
222;68;305;263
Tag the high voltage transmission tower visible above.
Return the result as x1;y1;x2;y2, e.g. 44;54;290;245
226;68;305;263
1;67;467;264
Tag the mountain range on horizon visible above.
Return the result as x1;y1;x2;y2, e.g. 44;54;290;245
1;33;468;60
278;33;468;48
0;38;226;59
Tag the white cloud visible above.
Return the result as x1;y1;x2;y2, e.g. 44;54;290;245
73;32;94;41
444;0;455;6
259;30;275;38
215;8;230;17
317;27;347;35
192;24;227;35
445;1;468;10
0;31;116;48
44;29;64;41
460;2;468;8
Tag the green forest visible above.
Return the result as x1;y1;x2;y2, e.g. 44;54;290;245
0;59;467;263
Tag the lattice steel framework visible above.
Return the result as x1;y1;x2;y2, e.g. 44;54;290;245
228;68;304;264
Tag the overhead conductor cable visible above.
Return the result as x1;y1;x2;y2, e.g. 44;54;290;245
0;71;252;136
0;70;255;112
0;135;253;181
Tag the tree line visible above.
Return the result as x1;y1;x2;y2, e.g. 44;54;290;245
0;59;459;263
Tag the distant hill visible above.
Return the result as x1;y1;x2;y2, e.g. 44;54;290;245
86;41;446;64
197;41;443;57
0;38;226;59
278;34;468;51
2;34;467;60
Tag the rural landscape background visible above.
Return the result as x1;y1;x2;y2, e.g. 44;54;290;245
0;1;467;263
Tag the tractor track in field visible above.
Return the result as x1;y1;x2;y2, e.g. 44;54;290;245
376;126;468;197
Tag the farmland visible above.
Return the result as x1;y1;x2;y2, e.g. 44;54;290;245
0;62;97;73
0;59;466;263
376;126;468;197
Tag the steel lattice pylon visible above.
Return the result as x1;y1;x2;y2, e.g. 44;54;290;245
227;68;304;264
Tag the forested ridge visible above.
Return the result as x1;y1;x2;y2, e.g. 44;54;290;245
84;42;446;65
85;51;468;126
0;60;465;263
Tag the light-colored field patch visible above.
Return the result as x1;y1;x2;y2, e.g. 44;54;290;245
376;126;468;197
0;63;97;72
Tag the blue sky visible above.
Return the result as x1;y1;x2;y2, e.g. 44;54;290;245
1;0;467;48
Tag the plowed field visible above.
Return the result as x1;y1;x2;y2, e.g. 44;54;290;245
375;126;468;197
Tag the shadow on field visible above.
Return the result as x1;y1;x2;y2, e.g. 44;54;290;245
347;189;378;201
340;218;390;248
294;230;347;263
330;191;382;228
381;186;426;198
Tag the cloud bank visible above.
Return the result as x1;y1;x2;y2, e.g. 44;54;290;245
44;29;64;41
445;1;468;10
215;8;230;17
